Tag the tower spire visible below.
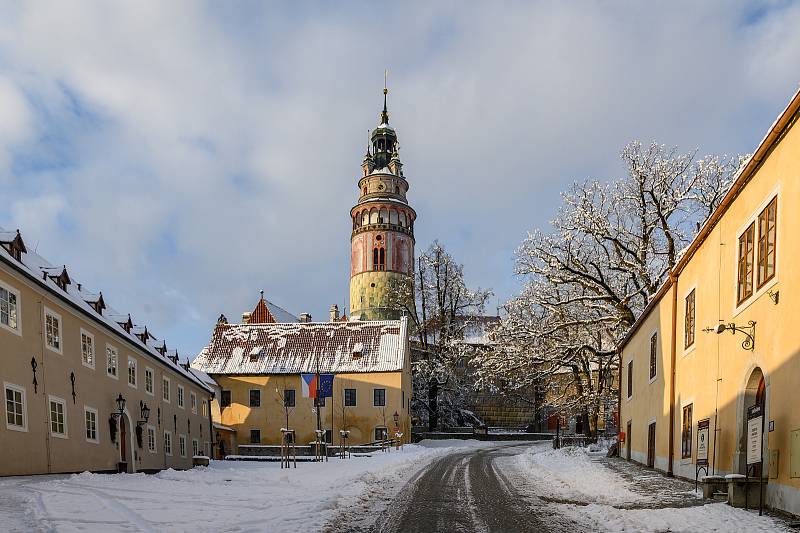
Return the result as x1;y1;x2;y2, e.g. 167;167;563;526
381;69;389;125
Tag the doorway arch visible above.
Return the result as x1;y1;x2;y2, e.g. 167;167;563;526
737;367;766;474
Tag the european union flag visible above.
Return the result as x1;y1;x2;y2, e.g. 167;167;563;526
319;374;334;398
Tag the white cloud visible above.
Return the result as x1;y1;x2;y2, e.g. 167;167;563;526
0;2;798;356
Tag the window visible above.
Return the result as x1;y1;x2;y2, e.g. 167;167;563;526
147;425;156;452
106;344;118;378
757;196;777;288
375;427;388;441
81;330;95;368
145;367;154;395
4;383;26;431
372;247;386;271
128;358;137;388
0;282;19;333
49;396;67;437
682;404;693;459
649;333;657;381
250;429;261;444
179;434;187;457
164;431;172;456
324;429;333;444
84;407;98;443
737;222;755;304
163;377;170;403
220;390;231;407
177;385;185;408
45;308;62;353
344;388;357;407
202;400;207;417
684;289;696;349
249;389;261;407
190;392;197;414
192;438;199;457
627;361;633;399
374;388;386;407
283;389;295;408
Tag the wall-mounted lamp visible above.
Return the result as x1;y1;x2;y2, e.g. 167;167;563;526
703;320;755;351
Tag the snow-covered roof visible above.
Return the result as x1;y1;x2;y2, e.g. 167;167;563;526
263;300;298;323
0;225;213;393
192;317;409;375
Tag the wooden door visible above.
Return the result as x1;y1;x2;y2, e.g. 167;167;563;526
626;421;632;459
647;422;656;467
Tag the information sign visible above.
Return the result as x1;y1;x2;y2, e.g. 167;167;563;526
747;404;763;466
696;419;710;466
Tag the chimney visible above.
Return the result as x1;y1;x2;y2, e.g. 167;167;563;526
242;311;251;324
299;313;312;323
329;304;339;322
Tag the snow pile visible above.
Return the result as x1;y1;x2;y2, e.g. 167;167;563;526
511;445;645;505
2;441;479;532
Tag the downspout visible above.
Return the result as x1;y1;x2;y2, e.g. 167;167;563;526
668;274;678;477
207;393;214;457
617;349;622;452
39;298;52;474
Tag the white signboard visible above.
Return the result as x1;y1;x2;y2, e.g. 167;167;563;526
697;419;709;465
747;411;763;466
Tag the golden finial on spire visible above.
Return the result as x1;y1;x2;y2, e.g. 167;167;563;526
381;69;390;124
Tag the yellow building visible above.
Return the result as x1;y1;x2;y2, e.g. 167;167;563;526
192;302;412;450
619;87;800;514
0;227;214;475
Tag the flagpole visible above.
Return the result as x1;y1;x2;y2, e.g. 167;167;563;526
315;350;322;458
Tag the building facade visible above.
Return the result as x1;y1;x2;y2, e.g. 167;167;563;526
0;229;214;476
349;87;417;321
192;304;412;450
618;87;800;515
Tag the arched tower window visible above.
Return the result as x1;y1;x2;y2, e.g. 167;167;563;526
373;247;385;271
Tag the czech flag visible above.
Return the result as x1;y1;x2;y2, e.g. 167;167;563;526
301;374;335;398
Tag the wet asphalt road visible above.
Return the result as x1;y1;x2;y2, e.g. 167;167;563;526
373;443;559;533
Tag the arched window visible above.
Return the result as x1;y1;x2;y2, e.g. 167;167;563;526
372;247;385;271
362;211;369;226
370;209;379;224
379;208;388;224
399;212;406;227
389;210;398;225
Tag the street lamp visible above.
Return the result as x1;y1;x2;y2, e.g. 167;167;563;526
393;411;400;425
138;401;150;426
115;393;126;417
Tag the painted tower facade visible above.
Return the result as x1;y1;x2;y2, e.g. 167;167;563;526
349;89;416;320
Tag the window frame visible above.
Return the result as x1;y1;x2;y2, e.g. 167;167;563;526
283;389;295;408
737;222;756;305
684;288;696;351
220;390;231;408
249;389;261;408
164;430;172;456
84;405;99;443
4;382;27;432
344;388;357;407
162;376;171;403
80;329;96;369
190;391;197;414
250;428;261;444
147;425;156;453
177;384;185;409
648;332;657;383
48;395;68;438
626;360;633;400
0;280;21;335
179;434;187;457
192;438;199;457
145;367;155;396
373;388;386;407
44;307;63;354
681;403;693;460
756;196;778;289
106;343;119;379
127;357;138;389
374;426;388;441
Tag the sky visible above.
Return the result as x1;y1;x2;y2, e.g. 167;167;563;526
1;1;799;359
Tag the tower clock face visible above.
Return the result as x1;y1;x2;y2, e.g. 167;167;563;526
377;183;386;192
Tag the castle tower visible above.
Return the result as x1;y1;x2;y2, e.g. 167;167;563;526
349;85;416;321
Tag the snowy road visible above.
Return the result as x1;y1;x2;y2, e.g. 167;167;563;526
373;442;568;533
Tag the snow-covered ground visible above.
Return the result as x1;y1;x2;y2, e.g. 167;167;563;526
0;440;492;532
502;443;792;532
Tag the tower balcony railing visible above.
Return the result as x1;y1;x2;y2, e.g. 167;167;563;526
352;223;414;238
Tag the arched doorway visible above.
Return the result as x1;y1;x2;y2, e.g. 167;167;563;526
738;368;766;475
117;410;136;473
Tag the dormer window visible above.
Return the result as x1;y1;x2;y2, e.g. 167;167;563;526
0;230;26;262
42;266;71;292
84;292;106;315
249;346;263;361
352;342;364;359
